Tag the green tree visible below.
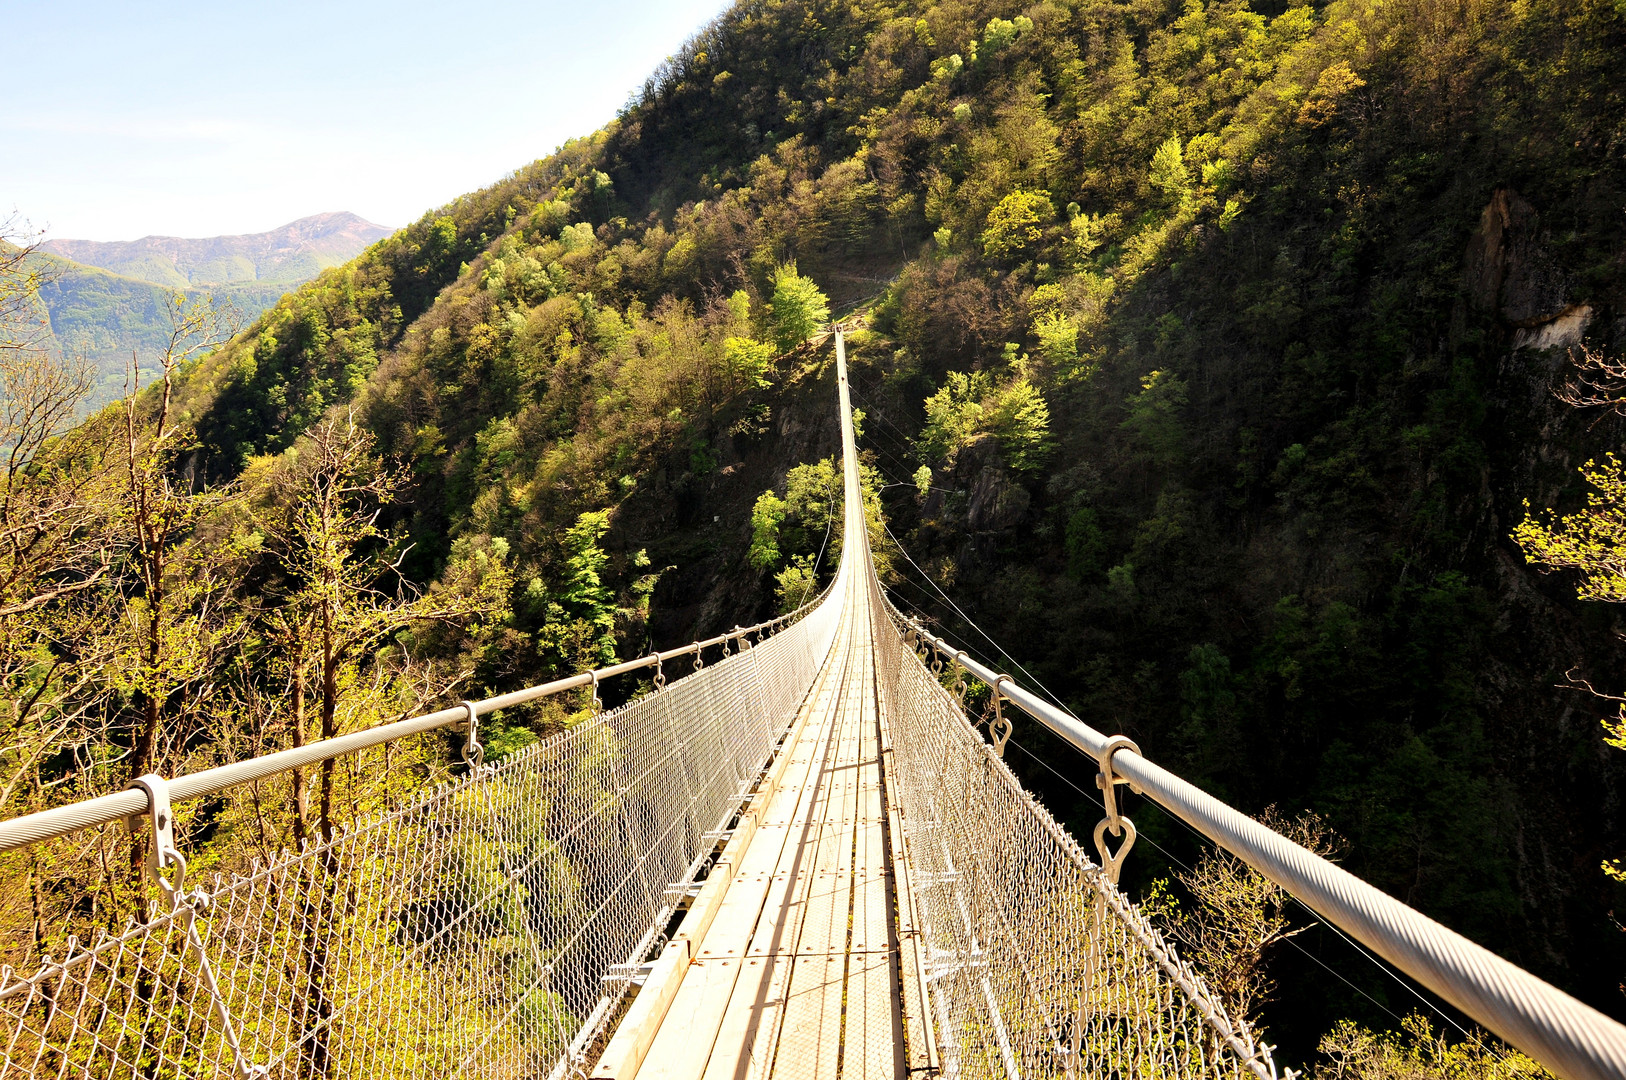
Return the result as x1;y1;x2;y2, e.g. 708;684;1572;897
1122;369;1189;468
538;510;619;671
918;371;991;461
917;370;1051;471
1033;311;1079;370
774;554;817;614
1514;346;1626;882
724;336;775;390
984;376;1052;472
748;490;789;571
981;190;1054;261
1149;135;1191;204
1315;1014;1553;1080
1162;809;1342;1028
767;263;829;351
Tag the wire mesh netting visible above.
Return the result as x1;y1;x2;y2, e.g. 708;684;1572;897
870;587;1279;1080
0;601;839;1080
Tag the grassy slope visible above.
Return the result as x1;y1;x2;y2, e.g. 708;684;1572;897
168;0;1626;1051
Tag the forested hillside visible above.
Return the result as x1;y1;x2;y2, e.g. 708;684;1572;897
19;214;391;405
8;0;1626;1065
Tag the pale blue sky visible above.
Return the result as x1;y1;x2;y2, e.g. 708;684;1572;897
2;0;731;241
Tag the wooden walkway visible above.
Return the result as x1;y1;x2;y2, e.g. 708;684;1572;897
593;566;931;1079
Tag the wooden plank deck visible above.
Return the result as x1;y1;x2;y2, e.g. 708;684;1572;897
592;566;925;1080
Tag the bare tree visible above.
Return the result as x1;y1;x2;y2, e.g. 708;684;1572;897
120;293;242;787
0;212;52;359
253;408;510;1078
1168;807;1343;1028
1554;344;1626;421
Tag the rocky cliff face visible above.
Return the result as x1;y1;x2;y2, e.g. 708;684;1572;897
1465;187;1599;352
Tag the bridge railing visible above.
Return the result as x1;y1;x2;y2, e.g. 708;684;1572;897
896;610;1626;1080
866;573;1278;1080
0;593;840;1080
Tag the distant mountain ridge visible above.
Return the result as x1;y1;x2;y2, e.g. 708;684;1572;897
40;211;392;290
30;212;393;404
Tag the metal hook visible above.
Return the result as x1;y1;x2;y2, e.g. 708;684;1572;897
693;642;704;671
1093;735;1142;884
460;701;484;769
589;671;603;715
989;675;1014;758
651;652;666;691
953;652;969;705
128;773;187;903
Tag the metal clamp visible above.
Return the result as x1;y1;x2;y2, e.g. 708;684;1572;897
693;642;704;671
1093;735;1141;885
128;773;187;902
127;774;264;1077
989;675;1014;758
651;652;666;691
589;671;603;715
459;701;484;768
952;653;968;705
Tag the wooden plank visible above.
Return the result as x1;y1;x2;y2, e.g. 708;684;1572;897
599;574;933;1080
637;958;749;1080
698;950;785;1080
847;948;906;1079
771;952;845;1079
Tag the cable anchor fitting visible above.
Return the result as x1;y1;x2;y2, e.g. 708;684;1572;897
459;701;484;769
1093;735;1142;885
129;779;264;1079
989;675;1014;758
128;773;187;905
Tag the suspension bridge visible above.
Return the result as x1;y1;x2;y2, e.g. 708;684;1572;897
3;334;1625;1080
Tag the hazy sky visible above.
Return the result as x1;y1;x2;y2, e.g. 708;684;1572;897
2;0;731;242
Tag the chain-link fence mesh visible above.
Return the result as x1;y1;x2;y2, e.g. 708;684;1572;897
870;583;1279;1080
0;600;839;1080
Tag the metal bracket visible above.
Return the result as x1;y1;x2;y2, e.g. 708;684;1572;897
989;675;1014;758
127;773;187;902
459;701;484;768
1092;735;1141;884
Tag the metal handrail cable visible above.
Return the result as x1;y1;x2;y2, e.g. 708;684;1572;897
0;593;831;854
898;612;1626;1080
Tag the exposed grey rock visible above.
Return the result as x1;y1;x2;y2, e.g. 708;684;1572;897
1463;187;1575;328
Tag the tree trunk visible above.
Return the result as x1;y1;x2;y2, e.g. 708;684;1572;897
291;657;308;848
